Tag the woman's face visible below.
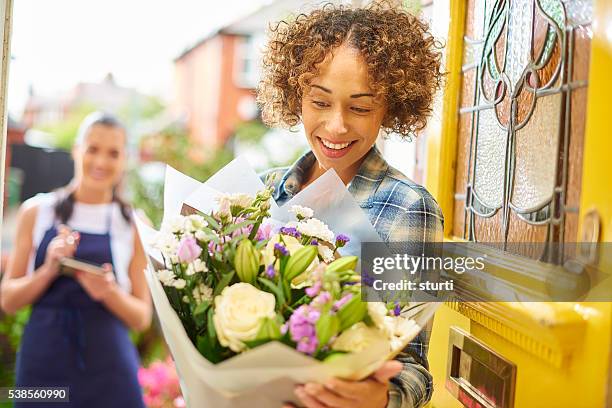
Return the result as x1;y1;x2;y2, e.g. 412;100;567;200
74;124;126;192
301;44;386;179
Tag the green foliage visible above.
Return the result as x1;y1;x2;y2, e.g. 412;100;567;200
0;307;31;387
39;103;99;150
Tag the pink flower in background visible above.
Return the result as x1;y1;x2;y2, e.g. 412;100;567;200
176;236;202;263
139;357;183;408
255;223;273;241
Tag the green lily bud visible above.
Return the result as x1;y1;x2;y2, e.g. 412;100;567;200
315;313;340;348
255;316;282;341
337;295;367;331
284;245;318;282
234;239;260;284
326;256;358;275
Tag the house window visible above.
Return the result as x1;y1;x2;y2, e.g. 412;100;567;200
234;34;265;89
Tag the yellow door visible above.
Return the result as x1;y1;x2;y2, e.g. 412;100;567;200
424;0;612;407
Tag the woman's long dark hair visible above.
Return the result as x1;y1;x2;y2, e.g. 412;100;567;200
54;112;131;224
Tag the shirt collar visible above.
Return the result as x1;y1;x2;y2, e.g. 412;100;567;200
275;145;388;208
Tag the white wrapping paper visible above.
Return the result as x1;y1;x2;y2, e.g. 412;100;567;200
133;157;440;407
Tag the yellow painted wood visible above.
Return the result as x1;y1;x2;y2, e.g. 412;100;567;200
427;305;470;408
425;0;612;407
578;0;612;242
424;0;464;238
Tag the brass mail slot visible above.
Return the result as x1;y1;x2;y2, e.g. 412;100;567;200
446;327;516;408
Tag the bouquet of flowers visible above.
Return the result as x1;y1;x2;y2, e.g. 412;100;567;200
134;158;439;407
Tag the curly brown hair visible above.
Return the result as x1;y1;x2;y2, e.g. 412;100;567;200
256;1;444;138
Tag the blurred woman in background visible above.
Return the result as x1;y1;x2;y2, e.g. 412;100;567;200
0;112;151;407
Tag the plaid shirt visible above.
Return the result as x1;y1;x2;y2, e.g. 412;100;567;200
262;146;444;408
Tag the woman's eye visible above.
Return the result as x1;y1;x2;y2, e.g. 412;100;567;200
86;146;98;154
352;107;372;114
312;101;329;108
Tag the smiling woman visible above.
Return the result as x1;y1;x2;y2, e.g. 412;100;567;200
257;2;445;408
0;112;151;407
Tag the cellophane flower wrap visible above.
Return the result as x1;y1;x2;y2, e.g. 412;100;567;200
134;157;440;408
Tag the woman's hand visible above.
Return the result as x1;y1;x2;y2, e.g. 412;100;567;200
44;225;80;275
75;264;117;302
283;361;402;408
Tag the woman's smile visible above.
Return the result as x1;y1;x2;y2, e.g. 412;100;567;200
316;136;357;158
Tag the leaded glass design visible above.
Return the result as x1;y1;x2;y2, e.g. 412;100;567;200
455;0;592;260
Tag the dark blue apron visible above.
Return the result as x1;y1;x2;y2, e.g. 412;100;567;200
15;209;145;407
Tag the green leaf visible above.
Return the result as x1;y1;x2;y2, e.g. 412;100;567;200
193;301;210;316
200;213;221;230
315;313;340;349
207;307;217;341
214;271;235;296
224;219;256;235
258;277;285;307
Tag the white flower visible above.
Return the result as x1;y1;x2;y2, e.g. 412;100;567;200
297;218;335;243
172;279;187;289
193;284;213;303
152;233;180;260
156;269;176;286
231;193;254;209
184;214;206;232
318;244;335;263
332;322;387;353
386;318;419;352
367;302;389;329
367;303;420;352
213;283;276;352
290;205;314;220
216;193;254;217
163;215;187;234
186;258;209;276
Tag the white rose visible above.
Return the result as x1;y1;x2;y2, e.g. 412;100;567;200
213;283;276;352
297;218;335;243
332;322;387;353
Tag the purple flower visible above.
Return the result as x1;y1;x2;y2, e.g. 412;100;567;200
255;223;273;241
313;291;332;306
296;337;318;355
176;236;202;263
274;243;289;257
310;239;318;246
280;227;301;239
288;305;320;355
332;293;353;312
361;273;375;287
335;234;350;248
265;264;276;279
305;281;322;297
393;302;402;317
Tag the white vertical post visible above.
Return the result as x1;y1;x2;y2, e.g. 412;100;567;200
0;0;13;257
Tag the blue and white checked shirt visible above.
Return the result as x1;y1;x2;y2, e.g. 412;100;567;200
262;145;444;408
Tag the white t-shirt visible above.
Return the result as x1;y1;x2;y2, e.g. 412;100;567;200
26;192;134;293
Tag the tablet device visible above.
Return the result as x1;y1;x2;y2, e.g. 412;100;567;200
59;257;107;276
